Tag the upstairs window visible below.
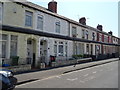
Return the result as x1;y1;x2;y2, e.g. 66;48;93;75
86;30;89;39
92;32;95;41
72;27;77;37
25;11;33;27
82;29;85;39
99;34;102;42
55;21;60;33
37;15;43;30
0;4;2;22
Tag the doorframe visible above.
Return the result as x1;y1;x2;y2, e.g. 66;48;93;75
27;38;37;68
39;37;49;65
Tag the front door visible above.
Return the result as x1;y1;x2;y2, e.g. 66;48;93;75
91;44;93;55
27;39;36;68
40;40;47;64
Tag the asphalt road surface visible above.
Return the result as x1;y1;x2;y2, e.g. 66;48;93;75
16;61;118;88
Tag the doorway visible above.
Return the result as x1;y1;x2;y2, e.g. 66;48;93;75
27;38;36;68
40;40;48;65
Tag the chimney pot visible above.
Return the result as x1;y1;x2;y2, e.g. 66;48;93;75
48;0;57;13
97;24;103;31
79;17;86;25
108;31;113;35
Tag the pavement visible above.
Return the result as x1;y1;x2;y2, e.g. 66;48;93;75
15;58;119;85
16;60;118;88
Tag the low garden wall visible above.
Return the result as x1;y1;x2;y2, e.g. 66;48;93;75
51;58;92;67
2;64;31;73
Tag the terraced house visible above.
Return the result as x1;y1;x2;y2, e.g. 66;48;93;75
0;0;120;69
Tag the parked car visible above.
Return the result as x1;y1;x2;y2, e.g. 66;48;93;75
0;69;17;90
0;69;14;77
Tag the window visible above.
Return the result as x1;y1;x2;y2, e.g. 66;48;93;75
55;21;60;33
92;32;95;40
99;34;102;42
58;44;63;56
0;6;2;21
72;27;77;37
65;42;67;56
37;15;43;30
25;11;33;27
96;45;100;55
54;41;57;56
86;44;89;54
73;42;78;55
86;30;89;39
0;34;7;58
10;35;18;57
82;29;85;39
54;41;67;56
104;36;108;43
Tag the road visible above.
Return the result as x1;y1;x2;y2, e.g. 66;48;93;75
16;61;118;88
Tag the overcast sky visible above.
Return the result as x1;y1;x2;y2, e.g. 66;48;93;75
27;0;118;37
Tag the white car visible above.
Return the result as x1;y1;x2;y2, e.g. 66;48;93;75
0;69;14;77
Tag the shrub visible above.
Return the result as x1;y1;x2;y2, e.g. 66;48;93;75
72;54;83;59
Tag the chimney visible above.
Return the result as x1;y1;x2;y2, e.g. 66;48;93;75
48;0;57;13
79;17;86;25
97;24;103;31
108;31;113;35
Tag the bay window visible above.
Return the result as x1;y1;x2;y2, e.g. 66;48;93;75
54;41;67;56
58;42;63;56
54;41;57;56
65;42;67;56
10;35;18;57
0;34;7;58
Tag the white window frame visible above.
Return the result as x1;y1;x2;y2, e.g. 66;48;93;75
0;3;2;23
25;11;33;27
10;35;18;57
54;41;57;56
99;33;102;42
55;21;60;33
58;42;64;56
37;15;43;30
65;42;67;57
82;29;85;39
0;34;8;58
86;44;89;54
72;26;77;37
86;30;89;39
92;32;95;41
54;41;67;57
